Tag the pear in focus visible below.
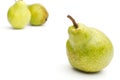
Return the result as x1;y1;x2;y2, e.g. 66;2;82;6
7;0;31;29
28;3;48;26
66;15;113;72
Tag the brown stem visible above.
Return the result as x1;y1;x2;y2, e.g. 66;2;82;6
67;15;78;28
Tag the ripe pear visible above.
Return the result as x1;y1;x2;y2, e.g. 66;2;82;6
7;0;31;29
66;15;113;72
28;3;48;26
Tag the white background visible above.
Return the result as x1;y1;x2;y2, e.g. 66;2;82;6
0;0;119;80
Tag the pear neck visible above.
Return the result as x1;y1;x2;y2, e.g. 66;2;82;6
67;15;78;29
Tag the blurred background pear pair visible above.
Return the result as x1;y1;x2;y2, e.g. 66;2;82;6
7;0;48;29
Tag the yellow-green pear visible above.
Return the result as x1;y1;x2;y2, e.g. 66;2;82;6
7;0;31;29
28;3;48;26
66;15;113;72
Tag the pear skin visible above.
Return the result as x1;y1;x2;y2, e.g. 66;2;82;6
66;15;113;72
28;3;48;26
7;0;31;29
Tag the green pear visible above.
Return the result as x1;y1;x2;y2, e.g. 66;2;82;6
66;15;113;72
28;3;48;26
7;0;31;29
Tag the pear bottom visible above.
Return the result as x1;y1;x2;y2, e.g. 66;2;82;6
67;41;112;72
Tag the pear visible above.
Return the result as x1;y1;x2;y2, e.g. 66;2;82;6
66;15;113;72
28;3;48;26
7;0;31;29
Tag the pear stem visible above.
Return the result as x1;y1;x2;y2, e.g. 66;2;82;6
67;15;78;29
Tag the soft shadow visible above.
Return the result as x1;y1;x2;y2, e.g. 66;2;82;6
28;23;46;27
63;64;104;75
72;67;102;75
4;26;13;30
5;26;25;30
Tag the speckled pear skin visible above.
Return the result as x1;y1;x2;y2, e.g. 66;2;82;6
28;4;48;26
7;0;31;29
66;23;113;72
